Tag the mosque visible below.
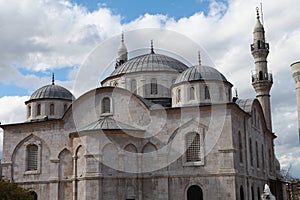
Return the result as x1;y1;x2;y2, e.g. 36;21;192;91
0;9;285;200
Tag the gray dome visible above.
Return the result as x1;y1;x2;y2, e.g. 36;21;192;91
111;53;188;76
174;65;228;84
29;84;74;101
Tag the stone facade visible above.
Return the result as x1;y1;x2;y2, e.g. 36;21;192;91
0;9;285;200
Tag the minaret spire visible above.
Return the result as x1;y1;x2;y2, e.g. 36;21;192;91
251;7;273;131
52;73;55;85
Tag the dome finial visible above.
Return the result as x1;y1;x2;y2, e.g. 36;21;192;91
256;7;260;20
235;88;238;98
52;73;55;85
150;40;155;54
121;31;124;43
198;51;201;66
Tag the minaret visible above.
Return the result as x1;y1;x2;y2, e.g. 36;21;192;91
291;61;300;141
116;32;128;68
251;7;273;131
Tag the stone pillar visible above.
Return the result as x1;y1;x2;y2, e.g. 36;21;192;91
49;159;60;200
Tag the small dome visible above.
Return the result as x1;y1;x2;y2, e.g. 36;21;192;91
29;84;74;101
111;53;188;77
174;65;228;84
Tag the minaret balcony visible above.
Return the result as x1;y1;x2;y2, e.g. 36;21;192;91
250;42;269;51
252;71;273;83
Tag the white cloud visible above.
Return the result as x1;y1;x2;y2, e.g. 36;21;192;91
0;96;28;158
0;0;300;178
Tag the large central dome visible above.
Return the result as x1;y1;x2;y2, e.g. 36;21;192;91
110;53;188;77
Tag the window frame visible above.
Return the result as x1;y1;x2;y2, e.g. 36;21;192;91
24;141;41;175
50;103;55;116
101;96;113;116
36;104;41;116
183;130;205;166
189;86;195;101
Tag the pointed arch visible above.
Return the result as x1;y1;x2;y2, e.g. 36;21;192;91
58;148;73;200
142;142;157;153
124;143;138;153
58;148;73;179
75;145;85;177
12;134;50;163
102;143;118;171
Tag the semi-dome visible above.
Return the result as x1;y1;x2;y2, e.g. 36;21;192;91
110;53;188;77
29;84;74;101
174;65;228;84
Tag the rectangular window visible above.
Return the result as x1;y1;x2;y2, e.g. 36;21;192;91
186;133;201;162
27;144;38;171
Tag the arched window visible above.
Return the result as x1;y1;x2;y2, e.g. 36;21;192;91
64;104;68;112
150;78;157;95
29;191;38;200
142;142;157;153
186;132;201;162
27;105;31;117
240;186;244;200
177;89;181;103
27;144;38;171
219;86;224;101
256;142;259;168
187;185;203;200
250;138;253;166
238;132;243;163
131;79;137;93
101;97;111;114
50;103;54;116
36;104;41;116
189;86;195;100
204;86;210;99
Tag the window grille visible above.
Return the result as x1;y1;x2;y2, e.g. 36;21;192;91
27;144;38;171
186;133;201;162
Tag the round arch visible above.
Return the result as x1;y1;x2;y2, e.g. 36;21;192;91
29;191;38;200
186;185;203;200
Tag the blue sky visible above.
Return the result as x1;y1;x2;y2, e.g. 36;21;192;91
0;0;300;178
71;0;215;22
